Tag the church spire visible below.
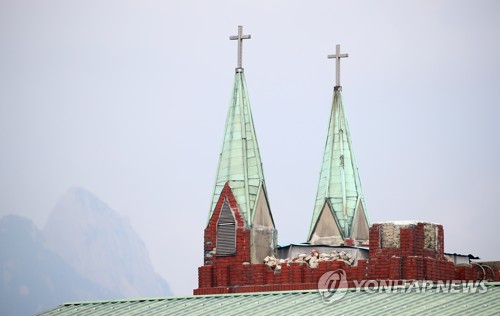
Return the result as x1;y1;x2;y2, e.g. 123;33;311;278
209;26;274;230
308;44;369;245
205;26;276;264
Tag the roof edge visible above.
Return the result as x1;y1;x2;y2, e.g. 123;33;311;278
55;281;500;306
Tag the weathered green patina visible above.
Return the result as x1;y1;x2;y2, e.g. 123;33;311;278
308;87;369;243
208;70;269;227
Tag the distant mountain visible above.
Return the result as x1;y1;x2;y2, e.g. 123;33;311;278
0;187;172;316
43;187;171;299
0;215;112;316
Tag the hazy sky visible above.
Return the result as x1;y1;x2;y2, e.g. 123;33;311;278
1;1;499;295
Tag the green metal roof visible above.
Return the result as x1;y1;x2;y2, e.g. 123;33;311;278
38;283;500;315
309;88;369;239
209;70;268;226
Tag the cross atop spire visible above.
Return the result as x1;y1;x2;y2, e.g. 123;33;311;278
230;25;251;72
327;44;349;90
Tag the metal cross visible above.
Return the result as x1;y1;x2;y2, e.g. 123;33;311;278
229;26;251;70
327;44;349;89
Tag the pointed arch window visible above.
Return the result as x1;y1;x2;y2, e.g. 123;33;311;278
216;199;236;256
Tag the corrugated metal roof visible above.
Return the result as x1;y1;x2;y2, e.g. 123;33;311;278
209;70;269;227
309;88;369;240
38;283;500;315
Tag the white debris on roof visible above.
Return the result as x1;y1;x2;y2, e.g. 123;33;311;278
263;249;355;269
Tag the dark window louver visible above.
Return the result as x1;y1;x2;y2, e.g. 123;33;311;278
216;200;236;256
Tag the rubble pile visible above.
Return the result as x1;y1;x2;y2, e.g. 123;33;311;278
263;250;354;270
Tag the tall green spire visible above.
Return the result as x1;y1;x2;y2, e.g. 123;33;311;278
207;26;276;264
209;69;269;226
208;26;276;236
308;45;369;245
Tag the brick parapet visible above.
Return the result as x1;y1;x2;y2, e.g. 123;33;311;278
195;220;497;295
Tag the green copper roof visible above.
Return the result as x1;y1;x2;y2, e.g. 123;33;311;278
309;88;369;240
209;70;268;226
38;283;500;315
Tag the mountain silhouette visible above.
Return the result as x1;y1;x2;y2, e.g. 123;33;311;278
0;215;112;315
43;187;172;299
0;187;171;316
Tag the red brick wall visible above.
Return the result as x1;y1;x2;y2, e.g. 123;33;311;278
195;220;498;295
204;182;250;266
368;223;457;281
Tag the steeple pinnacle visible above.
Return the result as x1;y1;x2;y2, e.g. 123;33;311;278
308;46;369;245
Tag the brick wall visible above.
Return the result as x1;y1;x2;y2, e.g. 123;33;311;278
195;220;499;295
203;182;250;267
368;222;449;280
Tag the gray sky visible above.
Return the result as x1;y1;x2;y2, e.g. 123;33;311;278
1;0;499;295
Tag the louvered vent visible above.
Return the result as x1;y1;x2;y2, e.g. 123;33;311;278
216;200;236;256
